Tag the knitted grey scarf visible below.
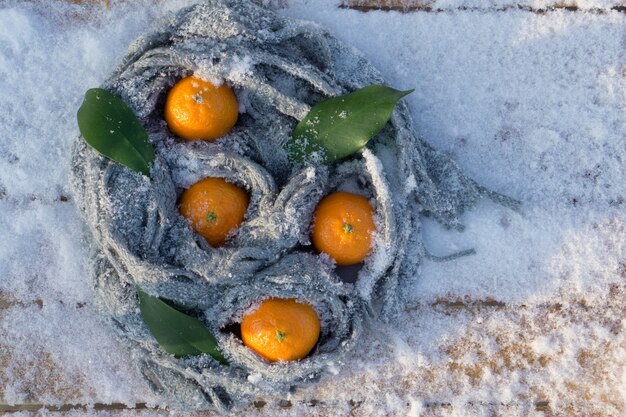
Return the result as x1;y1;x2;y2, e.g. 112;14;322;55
71;0;516;411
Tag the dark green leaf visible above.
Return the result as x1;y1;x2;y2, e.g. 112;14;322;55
137;287;228;364
77;88;155;176
285;85;413;163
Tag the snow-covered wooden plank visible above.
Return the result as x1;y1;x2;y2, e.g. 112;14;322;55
1;292;624;414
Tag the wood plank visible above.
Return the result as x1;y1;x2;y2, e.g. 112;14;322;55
1;293;623;413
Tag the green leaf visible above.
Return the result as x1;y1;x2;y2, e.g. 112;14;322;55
285;85;413;163
77;88;155;176
137;287;228;364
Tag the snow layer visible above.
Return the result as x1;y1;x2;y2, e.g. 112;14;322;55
0;0;624;415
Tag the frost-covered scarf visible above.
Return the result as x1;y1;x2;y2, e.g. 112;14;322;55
71;0;515;410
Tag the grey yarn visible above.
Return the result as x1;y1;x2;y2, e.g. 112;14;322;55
71;0;518;411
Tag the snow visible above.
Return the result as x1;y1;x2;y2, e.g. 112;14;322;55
0;0;624;415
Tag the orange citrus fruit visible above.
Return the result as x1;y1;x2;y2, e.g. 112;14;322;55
178;177;249;247
241;298;321;362
311;191;376;266
164;76;238;141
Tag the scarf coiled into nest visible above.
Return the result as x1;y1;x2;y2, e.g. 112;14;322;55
71;0;514;410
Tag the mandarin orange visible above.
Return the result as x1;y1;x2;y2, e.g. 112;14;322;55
241;298;320;362
178;177;249;247
311;191;376;266
164;76;238;141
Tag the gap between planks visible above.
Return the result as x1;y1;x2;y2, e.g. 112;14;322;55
2;295;623;312
0;400;553;414
1;291;624;313
340;0;626;14
0;403;147;414
52;0;626;14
